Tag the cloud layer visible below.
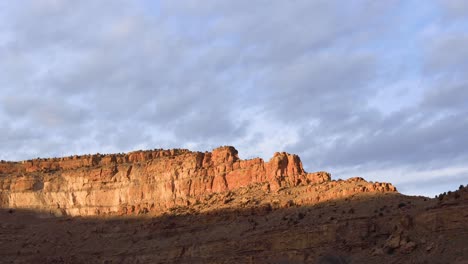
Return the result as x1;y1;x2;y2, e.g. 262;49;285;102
1;0;467;196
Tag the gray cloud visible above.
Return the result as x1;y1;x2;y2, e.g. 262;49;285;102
439;0;468;19
424;34;468;76
261;51;377;122
1;95;88;126
0;1;467;196
1;0;250;157
321;111;468;167
422;81;468;110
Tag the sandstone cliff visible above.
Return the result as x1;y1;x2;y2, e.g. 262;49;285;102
0;146;395;217
0;146;467;263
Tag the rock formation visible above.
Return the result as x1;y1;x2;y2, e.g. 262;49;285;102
1;146;466;263
0;146;395;217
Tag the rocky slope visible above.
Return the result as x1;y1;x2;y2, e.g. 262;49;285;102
0;146;466;263
0;146;395;217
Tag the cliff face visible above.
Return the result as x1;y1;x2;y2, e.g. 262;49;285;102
1;146;467;263
0;146;396;217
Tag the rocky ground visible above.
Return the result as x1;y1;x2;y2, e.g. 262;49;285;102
0;184;467;263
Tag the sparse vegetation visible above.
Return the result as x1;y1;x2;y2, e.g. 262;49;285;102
438;193;445;201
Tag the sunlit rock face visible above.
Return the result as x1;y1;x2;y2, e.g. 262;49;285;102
0;146;396;216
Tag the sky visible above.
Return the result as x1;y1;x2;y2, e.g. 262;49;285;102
0;0;467;197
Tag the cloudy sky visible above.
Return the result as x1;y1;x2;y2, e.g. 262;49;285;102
1;0;467;197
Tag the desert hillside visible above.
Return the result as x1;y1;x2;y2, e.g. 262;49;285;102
0;146;467;263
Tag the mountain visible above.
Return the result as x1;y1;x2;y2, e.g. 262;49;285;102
0;146;467;263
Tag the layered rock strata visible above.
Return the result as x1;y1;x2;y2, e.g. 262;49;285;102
0;146;396;216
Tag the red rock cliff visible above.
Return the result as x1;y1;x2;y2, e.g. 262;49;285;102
0;146;396;216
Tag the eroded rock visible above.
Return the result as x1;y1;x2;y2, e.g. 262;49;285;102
0;146;397;217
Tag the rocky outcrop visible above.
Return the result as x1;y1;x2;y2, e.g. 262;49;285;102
0;146;396;217
0;147;466;263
